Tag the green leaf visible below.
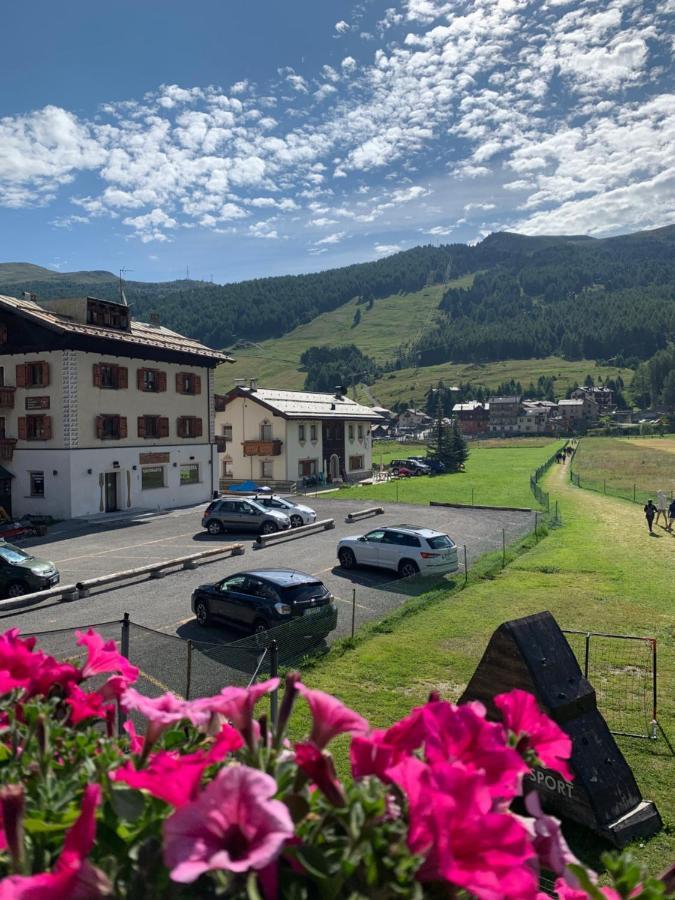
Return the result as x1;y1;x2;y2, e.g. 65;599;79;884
23;817;71;835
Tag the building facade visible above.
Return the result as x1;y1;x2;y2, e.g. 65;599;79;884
0;294;230;519
488;396;522;434
452;401;490;435
215;385;382;484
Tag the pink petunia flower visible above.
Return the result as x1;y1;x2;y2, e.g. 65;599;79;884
494;690;573;781
163;766;294;883
120;688;208;747
0;629;79;699
294;742;346;807
66;684;114;726
76;629;139;683
524;792;580;877
0;784;112;899
123;719;144;754
191;679;280;747
554;879;623;899
296;683;369;749
111;751;208;808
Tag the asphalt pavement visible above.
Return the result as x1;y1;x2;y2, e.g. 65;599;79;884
2;496;535;646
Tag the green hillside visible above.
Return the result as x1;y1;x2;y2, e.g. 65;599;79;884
0;263;119;286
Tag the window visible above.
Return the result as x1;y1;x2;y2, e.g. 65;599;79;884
96;415;127;440
261;461;273;478
180;463;200;485
310;424;317;441
141;466;165;490
143;416;160;439
222;459;233;478
16;362;50;389
0;367;4;386
358;424;364;440
299;459;317;477
137;416;169;439
260;422;273;441
298;424;306;441
176;372;201;394
0;418;4;439
177;416;203;438
20;415;52;441
86;298;129;330
93;363;128;390
30;471;45;497
137;368;166;392
349;455;365;471
348;424;354;441
222;424;233;441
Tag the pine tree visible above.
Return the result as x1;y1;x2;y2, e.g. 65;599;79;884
448;419;469;472
427;398;455;468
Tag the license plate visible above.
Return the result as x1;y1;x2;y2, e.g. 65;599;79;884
304;606;323;616
49;575;59;586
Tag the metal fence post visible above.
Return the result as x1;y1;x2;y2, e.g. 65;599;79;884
185;640;193;701
534;512;538;540
603;479;606;494
554;500;558;523
471;487;474;505
118;613;130;736
651;639;657;740
502;529;506;567
633;483;636;502
584;632;590;679
269;640;279;727
351;588;356;639
463;545;468;584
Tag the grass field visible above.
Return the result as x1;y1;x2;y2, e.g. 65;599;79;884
334;440;562;508
291;457;675;878
571;436;675;505
370;440;428;464
365;357;633;409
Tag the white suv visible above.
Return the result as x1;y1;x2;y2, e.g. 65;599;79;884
245;494;317;528
337;524;459;578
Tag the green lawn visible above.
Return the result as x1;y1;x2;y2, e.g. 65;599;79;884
371;440;428;464
291;462;675;878
335;440;562;509
571;436;675;505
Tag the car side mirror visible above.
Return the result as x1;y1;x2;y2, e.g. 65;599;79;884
358;536;367;542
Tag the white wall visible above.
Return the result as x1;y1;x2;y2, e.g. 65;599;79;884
343;419;372;473
215;396;288;481
285;419;323;482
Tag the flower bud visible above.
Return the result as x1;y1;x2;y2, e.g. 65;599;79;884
275;671;301;746
0;784;25;873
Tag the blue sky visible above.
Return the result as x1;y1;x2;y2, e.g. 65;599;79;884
1;0;673;283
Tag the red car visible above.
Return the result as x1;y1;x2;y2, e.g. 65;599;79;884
391;465;414;477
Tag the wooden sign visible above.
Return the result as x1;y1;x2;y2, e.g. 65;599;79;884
139;452;170;465
25;396;50;410
459;611;661;847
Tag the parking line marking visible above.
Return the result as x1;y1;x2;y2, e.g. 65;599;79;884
51;531;199;564
333;595;371;611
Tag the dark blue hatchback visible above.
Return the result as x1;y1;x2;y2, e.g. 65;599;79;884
191;568;337;636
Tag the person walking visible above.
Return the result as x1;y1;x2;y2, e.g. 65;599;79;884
643;499;657;535
668;498;675;533
655;490;668;528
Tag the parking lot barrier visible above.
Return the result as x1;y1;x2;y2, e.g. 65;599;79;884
345;507;384;522
255;518;335;547
76;543;244;597
0;583;80;613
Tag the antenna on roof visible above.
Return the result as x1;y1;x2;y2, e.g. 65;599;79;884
119;268;133;306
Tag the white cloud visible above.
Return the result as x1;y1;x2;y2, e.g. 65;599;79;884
335;20;350;34
424;225;454;235
314;231;346;245
374;243;402;254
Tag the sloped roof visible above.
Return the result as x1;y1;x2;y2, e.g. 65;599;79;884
224;386;383;420
0;294;231;363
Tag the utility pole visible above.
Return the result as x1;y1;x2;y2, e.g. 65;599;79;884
119;268;133;305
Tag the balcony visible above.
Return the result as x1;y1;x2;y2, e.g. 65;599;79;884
0;439;17;461
243;439;283;457
0;387;15;409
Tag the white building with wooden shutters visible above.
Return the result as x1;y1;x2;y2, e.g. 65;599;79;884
0;293;231;519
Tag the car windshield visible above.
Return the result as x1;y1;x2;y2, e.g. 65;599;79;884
282;582;327;602
244;500;266;513
427;535;454;549
0;545;31;564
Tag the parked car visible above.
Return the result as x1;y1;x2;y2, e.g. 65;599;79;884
337;525;459;578
202;498;291;536
389;458;430;476
408;456;446;474
0;541;60;598
245;494;317;528
191;568;338;637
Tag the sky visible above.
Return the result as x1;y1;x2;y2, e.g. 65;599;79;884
0;0;673;284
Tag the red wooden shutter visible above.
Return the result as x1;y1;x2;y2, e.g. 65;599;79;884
194;417;203;437
137;416;146;438
119;417;128;439
117;366;128;389
41;362;50;387
93;364;102;387
137;369;145;390
18;417;26;440
15;364;26;388
42;416;52;440
176;417;185;438
158;371;167;392
193;374;201;394
159;416;170;438
95;415;104;438
176;373;184;394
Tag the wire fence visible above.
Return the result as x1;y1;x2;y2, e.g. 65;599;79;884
529;442;569;524
569;470;675;507
562;629;658;739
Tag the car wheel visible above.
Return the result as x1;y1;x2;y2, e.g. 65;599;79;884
206;519;224;535
339;548;356;570
290;514;304;528
398;559;420;579
195;600;210;626
392;467;400;476
6;581;29;598
260;520;278;536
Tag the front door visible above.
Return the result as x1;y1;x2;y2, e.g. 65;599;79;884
104;473;118;512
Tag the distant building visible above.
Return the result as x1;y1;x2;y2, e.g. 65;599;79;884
452;401;490;435
0;293;231;519
396;408;433;433
488;396;521;434
558;395;599;427
517;401;557;434
571;386;614;409
215;384;382;485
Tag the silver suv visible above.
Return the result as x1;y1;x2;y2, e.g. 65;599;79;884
202;498;291;536
245;494;317;527
337;524;458;577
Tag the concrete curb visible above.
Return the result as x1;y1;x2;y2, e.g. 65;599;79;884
346;507;384;522
430;501;533;513
255;518;335;547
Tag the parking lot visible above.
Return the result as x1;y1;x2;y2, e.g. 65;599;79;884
1;496;535;645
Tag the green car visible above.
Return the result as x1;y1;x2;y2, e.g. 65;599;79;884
0;541;60;598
